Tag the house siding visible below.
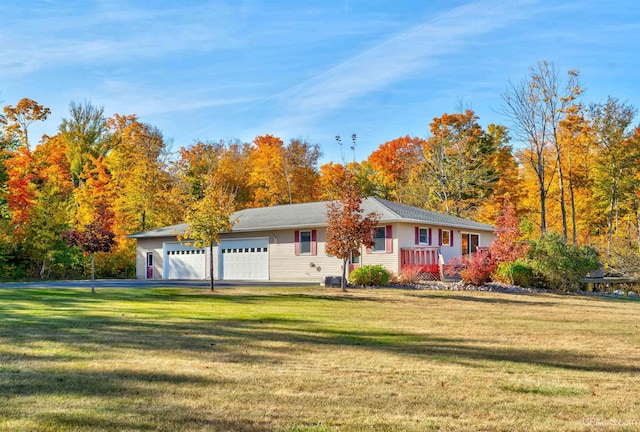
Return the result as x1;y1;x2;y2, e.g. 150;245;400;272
136;237;169;280
133;218;495;282
350;223;398;275
267;228;343;282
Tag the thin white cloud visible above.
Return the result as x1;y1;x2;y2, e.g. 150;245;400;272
174;0;543;144
255;0;540;134
0;1;243;78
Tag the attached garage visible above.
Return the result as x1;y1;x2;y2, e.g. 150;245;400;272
163;243;207;280
219;238;269;280
130;198;495;282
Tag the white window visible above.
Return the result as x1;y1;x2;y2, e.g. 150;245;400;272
419;228;429;244
372;227;386;252
300;230;311;254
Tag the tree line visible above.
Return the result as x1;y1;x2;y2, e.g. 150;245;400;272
1;60;639;280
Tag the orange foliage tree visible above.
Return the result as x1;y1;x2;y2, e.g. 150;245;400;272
2;98;51;149
3;145;37;239
367;135;424;200
325;168;379;292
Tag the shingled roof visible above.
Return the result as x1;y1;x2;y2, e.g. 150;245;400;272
127;197;493;238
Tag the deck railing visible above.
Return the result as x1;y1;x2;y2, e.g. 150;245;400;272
400;247;441;281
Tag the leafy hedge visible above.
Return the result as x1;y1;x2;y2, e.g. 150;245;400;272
493;260;533;287
525;232;600;291
348;264;390;286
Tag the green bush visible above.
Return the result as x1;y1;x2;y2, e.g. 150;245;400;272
526;232;600;291
493;260;533;287
94;247;136;278
348;264;390;286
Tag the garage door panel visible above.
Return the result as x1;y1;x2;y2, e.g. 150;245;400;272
220;239;268;280
165;246;206;280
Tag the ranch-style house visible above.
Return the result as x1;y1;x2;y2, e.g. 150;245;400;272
128;197;494;282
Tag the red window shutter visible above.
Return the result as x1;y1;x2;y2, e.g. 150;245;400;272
450;230;454;247
385;225;392;253
311;230;317;255
415;227;419;245
294;230;300;256
438;229;442;246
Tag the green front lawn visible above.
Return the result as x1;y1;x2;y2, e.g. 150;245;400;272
1;287;638;431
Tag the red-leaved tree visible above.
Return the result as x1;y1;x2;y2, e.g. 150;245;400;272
325;166;379;292
446;249;496;286
489;195;529;284
63;204;116;293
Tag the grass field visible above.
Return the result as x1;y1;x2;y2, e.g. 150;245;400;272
0;286;639;431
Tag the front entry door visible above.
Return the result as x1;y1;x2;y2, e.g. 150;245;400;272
146;252;154;279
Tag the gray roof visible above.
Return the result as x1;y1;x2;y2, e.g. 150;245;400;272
127;197;493;239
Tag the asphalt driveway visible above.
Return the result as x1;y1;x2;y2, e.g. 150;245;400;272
0;279;319;289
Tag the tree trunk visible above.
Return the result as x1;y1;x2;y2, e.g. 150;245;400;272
569;176;577;245
568;157;577;245
607;179;618;257
341;257;348;292
539;179;547;237
40;254;47;279
556;152;568;241
635;202;640;252
91;254;95;294
209;244;215;291
537;157;547;236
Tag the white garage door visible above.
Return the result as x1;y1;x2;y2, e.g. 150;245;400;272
164;243;207;280
219;238;269;280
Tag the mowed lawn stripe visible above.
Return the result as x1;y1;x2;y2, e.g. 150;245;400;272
1;287;638;431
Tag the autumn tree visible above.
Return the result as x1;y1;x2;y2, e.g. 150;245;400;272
420;110;499;218
63;203;116;293
173;140;224;200
367;135;424;200
60;101;112;187
107;114;177;234
282;138;322;204
249;135;321;207
249;135;289;206
29;135;74;277
325;137;379;291
2;98;51;149
173;139;254;209
558;103;594;244
180;180;236;291
73;156;115;227
489;195;529;284
501;61;582;238
215;141;254;208
588;97;638;255
3;144;37;239
475;124;523;224
318;162;348;200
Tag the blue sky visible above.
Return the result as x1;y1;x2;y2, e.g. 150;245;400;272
1;0;638;163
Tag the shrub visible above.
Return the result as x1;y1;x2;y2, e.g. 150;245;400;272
526;232;600;291
348;264;390;286
493;260;533;287
446;249;496;286
94;246;136;278
397;265;423;284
